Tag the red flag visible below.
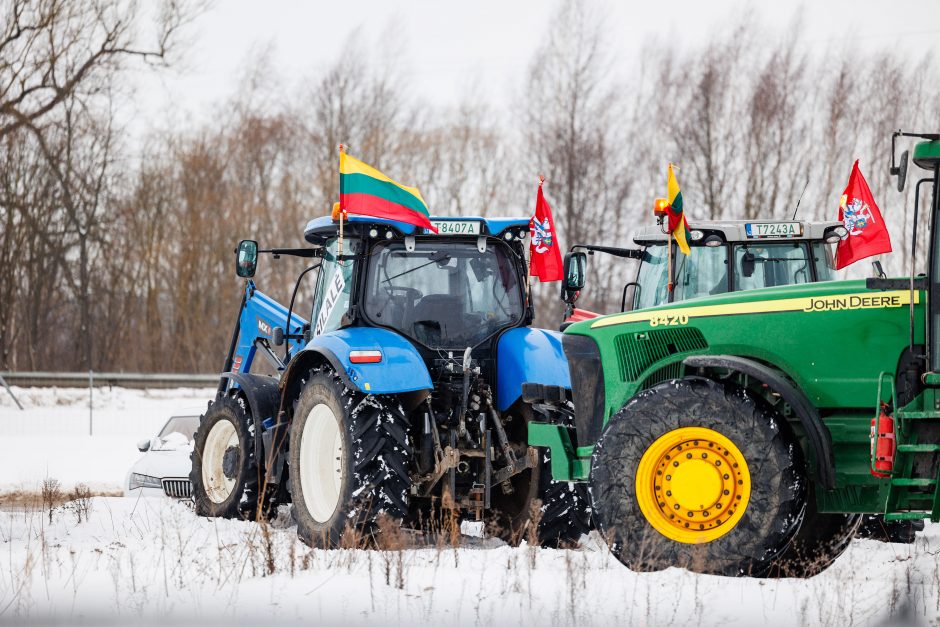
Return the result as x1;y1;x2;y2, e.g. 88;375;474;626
529;183;563;282
835;160;892;270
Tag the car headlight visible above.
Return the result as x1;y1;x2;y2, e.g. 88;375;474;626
129;473;162;490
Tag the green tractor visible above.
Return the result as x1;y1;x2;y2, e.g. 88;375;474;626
529;131;940;577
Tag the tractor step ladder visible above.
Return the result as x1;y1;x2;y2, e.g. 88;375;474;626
878;372;940;523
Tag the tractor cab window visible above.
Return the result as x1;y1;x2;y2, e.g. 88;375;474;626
732;242;812;291
312;238;359;336
364;240;524;349
634;244;729;309
812;242;836;281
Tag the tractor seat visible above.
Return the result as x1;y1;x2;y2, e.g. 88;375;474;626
410;295;464;346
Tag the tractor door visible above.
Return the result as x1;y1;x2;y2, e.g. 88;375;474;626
311;237;360;336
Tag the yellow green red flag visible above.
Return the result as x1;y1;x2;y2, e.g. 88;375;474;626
666;163;691;255
339;152;437;233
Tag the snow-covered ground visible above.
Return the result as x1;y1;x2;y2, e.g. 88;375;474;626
1;387;939;626
1;497;937;625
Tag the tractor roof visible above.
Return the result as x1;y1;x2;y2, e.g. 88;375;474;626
303;214;530;245
632;219;843;245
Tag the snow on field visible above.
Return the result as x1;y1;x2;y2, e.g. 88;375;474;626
0;386;214;493
0;497;937;626
1;387;939;625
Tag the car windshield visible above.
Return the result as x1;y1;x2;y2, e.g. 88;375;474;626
364;240;524;349
158;415;199;441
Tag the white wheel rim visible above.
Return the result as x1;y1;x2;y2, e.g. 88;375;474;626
202;419;239;504
299;403;344;523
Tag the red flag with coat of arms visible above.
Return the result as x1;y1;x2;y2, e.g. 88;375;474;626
835;160;892;270
529;181;563;282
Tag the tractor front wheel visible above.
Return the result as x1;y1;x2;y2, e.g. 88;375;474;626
191;395;264;519
289;371;412;548
589;378;805;576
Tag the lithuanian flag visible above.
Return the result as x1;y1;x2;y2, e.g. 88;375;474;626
666;163;691;255
339;153;437;233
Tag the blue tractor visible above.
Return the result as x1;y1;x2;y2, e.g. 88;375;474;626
190;214;588;546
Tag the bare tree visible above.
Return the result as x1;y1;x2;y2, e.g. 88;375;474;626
0;0;190;140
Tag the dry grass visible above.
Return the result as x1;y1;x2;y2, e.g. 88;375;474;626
0;486;121;511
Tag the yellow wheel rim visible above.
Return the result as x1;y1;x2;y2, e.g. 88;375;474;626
635;426;751;544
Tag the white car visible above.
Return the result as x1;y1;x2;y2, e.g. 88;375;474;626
125;410;201;499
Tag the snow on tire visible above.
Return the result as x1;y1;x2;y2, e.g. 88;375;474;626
289;370;411;548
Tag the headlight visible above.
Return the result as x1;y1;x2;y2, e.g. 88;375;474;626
129;473;162;490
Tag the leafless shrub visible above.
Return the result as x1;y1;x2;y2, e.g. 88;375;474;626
68;483;93;524
40;478;61;524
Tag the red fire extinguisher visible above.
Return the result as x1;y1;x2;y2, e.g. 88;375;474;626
870;403;896;478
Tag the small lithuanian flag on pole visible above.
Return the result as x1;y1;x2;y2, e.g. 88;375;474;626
666;163;691;255
338;150;437;233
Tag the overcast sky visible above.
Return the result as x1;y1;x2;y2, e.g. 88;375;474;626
128;0;940;134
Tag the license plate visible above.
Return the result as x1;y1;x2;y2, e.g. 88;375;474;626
430;220;481;235
745;222;803;238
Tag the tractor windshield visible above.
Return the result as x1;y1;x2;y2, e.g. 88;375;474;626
634;240;836;309
364;240;524;349
733;242;813;290
634;245;729;309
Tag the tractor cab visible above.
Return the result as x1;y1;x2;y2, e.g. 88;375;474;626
561;219;847;320
301;214;531;367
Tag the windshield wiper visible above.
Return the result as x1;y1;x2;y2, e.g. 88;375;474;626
384;251;451;283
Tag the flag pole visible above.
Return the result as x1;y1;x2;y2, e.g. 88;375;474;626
526;175;545;307
338;144;346;260
667;231;674;294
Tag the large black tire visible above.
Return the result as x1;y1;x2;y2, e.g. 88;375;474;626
856;515;924;544
289;371;412;548
766;490;861;577
537;452;593;547
191;394;265;519
535;403;593;547
589;378;805;576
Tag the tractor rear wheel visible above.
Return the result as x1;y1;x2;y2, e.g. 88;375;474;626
191;394;266;519
486;406;543;545
856;515;923;544
289;371;412;548
767;490;861;577
537;472;592;547
589;378;805;576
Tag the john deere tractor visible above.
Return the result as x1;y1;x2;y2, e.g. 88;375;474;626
190;213;584;547
530;131;940;576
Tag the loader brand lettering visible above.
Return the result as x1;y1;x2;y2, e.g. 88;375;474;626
591;290;920;329
315;270;346;336
257;318;272;336
802;294;902;312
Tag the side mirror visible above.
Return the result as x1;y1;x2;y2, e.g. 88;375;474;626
137;438;151;452
896;150;909;192
561;251;587;304
235;240;258;278
742;251;756;278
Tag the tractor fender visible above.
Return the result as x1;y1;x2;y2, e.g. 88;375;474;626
219;372;282;476
284;327;433;397
683;354;836;489
496;328;571;412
